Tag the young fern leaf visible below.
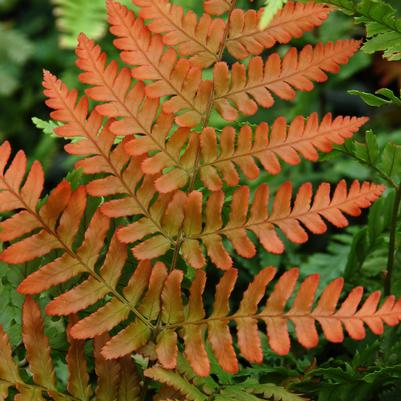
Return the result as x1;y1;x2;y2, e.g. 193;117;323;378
0;297;142;401
52;0;108;48
154;267;401;376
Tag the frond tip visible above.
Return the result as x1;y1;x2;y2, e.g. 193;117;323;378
154;267;401;377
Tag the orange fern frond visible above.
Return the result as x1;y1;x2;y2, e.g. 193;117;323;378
22;259;165;363
0;145;159;328
61;266;400;377
131;113;368;193
114;180;383;269
151;267;401;376
180;180;383;269
227;2;331;60
132;0;225;67
214;40;360;121
197;114;367;189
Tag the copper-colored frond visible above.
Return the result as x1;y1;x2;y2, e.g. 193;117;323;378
179;180;384;270
153;267;401;376
138;113;368;193
213;40;361;121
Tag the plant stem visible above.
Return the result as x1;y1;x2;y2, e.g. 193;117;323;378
384;184;401;295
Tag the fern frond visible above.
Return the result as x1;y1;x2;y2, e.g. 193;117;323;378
52;0;107;48
146;367;307;401
227;2;331;60
132;0;225;67
118;180;383;269
145;368;207;401
131;113;368;192
322;0;401;61
0;143;167;337
0;298;142;400
106;0;211;127
214;40;360;121
152;267;401;376
0;142;86;264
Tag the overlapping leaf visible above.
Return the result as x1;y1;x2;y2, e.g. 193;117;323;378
0;297;141;401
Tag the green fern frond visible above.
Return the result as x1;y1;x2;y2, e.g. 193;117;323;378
146;366;307;401
316;0;401;60
52;0;133;48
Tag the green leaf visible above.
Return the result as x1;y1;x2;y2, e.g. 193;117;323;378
353;130;380;164
32;117;61;137
349;88;401;107
378;143;401;179
315;0;401;60
259;0;288;29
52;0;134;48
